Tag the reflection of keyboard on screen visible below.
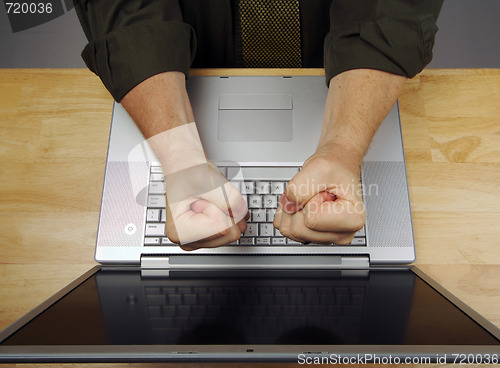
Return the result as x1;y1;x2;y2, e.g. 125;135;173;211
144;281;367;344
144;164;366;246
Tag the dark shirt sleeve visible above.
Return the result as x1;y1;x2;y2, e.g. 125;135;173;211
324;0;444;85
73;0;196;101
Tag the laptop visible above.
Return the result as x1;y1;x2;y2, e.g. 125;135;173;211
96;75;415;267
0;75;498;362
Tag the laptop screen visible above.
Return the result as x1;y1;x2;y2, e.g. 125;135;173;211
1;268;498;347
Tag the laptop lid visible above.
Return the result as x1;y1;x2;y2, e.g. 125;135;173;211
95;75;414;265
0;266;498;362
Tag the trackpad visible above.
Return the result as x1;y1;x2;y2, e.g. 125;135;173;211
218;110;293;142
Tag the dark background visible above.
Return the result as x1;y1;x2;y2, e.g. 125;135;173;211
1;0;499;68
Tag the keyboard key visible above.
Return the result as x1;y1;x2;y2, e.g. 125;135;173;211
168;294;182;304
161;237;173;245
260;293;273;304
255;181;270;194
177;306;191;316
256;237;271;245
263;195;277;208
240;237;255;245
287;239;302;245
350;237;366;246
227;167;299;180
198;293;212;304
175;317;189;328
272;237;286;245
149;182;165;195
145;224;166;237
351;294;365;305
248;195;262;208
148;306;162;317
150;166;164;174
144;237;160;246
290;293;304;304
148;195;166;208
282;305;296;316
320;294;336;304
241;182;255;194
271;182;285;195
150;173;165;182
244;223;258;237
355;227;366;237
160;209;166;223
304;294;319;305
183;293;197;304
274;293;287;304
147;209;160;222
336;294;350;304
251;209;267;222
259;223;274;237
146;295;165;305
192;305;206;316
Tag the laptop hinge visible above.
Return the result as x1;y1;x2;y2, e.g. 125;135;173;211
140;254;370;270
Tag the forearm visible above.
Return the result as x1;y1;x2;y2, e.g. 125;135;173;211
119;74;246;248
317;69;406;170
121;71;194;138
121;71;205;174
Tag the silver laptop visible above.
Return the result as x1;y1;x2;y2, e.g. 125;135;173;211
1;76;499;362
96;75;414;268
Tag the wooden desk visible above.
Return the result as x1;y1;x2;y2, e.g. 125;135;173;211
0;68;499;367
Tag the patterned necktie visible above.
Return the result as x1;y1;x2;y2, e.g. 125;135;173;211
239;0;302;68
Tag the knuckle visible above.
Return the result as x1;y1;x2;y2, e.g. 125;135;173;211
279;224;290;238
352;213;366;232
337;234;355;245
226;226;242;243
303;213;318;229
285;178;298;198
289;227;303;239
219;227;232;237
238;220;248;232
326;234;342;245
273;213;281;228
168;236;180;244
166;227;180;244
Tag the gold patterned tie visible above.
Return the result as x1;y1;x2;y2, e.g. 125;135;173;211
239;0;302;68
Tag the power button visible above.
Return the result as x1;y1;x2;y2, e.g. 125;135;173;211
124;223;137;235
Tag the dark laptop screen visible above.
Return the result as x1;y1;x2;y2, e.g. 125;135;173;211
1;268;498;346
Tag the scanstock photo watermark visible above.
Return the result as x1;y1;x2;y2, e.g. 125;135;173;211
297;353;500;365
3;0;73;33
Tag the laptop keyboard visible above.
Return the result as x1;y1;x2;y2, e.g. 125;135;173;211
145;281;366;344
144;164;366;246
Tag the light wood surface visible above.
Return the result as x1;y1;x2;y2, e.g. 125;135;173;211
0;68;499;367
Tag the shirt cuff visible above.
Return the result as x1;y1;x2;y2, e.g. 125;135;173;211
324;13;438;85
81;21;196;102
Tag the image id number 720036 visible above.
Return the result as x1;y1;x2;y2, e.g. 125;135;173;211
5;2;53;14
